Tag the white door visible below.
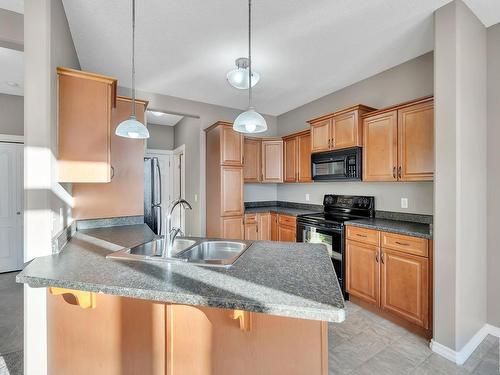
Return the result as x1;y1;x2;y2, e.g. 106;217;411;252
0;143;23;272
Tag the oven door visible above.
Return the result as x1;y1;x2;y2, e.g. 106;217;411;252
297;222;345;293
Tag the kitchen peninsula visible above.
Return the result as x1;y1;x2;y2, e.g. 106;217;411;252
17;223;344;375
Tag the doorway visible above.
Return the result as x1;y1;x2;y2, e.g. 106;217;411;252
0;140;23;273
146;145;185;235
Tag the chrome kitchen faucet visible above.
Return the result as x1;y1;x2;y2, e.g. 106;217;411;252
162;198;192;258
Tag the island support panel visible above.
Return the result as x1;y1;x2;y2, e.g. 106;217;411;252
48;292;328;375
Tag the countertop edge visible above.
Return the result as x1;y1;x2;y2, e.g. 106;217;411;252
16;274;345;323
345;221;432;239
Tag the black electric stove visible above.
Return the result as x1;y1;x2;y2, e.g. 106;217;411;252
296;195;375;298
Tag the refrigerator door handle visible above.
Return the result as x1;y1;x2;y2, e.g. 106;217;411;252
157;205;162;235
154;158;162;206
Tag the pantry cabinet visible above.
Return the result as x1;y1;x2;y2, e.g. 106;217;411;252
308;105;375;154
283;130;311;183
363;97;434;182
346;225;432;336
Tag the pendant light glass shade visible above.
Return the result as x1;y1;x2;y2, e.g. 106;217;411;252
115;0;150;139
227;57;260;89
233;107;267;133
115;115;150;139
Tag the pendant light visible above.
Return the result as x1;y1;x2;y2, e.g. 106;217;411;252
226;57;260;89
115;0;150;139
233;0;267;134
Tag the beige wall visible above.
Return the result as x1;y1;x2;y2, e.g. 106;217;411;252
24;0;80;372
434;0;487;351
0;93;23;135
147;123;174;150
487;22;500;328
275;53;434;214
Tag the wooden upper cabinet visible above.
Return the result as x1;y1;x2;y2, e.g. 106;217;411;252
221;125;243;166
309;118;331;153
309;105;375;154
363;97;434;182
261;139;283;183
397;100;434;181
283;130;311;183
283;136;297;183
381;249;429;329
243;137;261;182
363;110;398;182
220;166;243;216
346;240;380;305
297;131;312;182
57;67;117;183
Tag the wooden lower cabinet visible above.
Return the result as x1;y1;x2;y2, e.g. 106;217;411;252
346;240;380;305
346;225;431;336
271;213;278;241
48;293;328;375
258;213;272;240
222;216;244;240
381;249;429;329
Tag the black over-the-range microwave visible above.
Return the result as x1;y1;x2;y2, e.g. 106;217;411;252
311;146;362;181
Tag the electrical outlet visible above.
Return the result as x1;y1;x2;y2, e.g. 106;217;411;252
305;194;310;202
401;198;409;209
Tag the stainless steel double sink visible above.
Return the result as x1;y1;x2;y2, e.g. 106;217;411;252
107;237;252;268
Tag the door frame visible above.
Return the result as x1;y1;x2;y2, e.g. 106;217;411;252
0;136;24;272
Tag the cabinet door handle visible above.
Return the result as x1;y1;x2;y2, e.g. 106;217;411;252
375;251;379;263
393;166;396;179
356;233;367;238
381;250;385;264
328;139;331;148
395;241;409;246
398;166;402;179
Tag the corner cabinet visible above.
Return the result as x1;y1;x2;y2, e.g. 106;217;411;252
283;130;311;183
243;137;262;182
363;97;434;182
206;122;244;240
308;105;376;153
57;67;117;183
346;225;432;337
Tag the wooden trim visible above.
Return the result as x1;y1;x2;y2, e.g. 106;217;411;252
282;128;310;140
56;66;117;85
350;295;432;339
116;95;149;108
307;104;377;124
320;321;328;375
361;96;434;118
146;148;174;156
0;134;24;143
204;121;233;132
49;287;97;309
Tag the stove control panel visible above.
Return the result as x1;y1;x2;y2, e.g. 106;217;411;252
323;195;375;210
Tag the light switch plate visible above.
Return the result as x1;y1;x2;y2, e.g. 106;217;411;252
194;194;198;202
305;194;310;202
401;198;409;209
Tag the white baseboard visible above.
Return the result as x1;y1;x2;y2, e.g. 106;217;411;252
430;324;500;365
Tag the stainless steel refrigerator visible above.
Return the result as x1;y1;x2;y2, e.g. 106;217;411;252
144;157;162;235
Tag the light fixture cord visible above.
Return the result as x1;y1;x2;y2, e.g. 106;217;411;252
131;0;136;117
248;0;252;108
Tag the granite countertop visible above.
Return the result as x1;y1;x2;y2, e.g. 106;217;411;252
244;206;320;217
345;218;432;239
17;224;345;323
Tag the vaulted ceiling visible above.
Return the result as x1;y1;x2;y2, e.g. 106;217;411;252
62;0;500;115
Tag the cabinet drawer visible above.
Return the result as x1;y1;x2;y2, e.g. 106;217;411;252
278;214;296;228
346;226;380;246
244;213;257;224
381;232;428;257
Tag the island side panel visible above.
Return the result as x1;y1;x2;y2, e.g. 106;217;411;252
47;291;166;375
166;305;328;375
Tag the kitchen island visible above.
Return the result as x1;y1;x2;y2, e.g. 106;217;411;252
17;224;345;375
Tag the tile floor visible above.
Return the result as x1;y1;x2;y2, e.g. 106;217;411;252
0;271;498;374
329;301;500;374
0;272;23;375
